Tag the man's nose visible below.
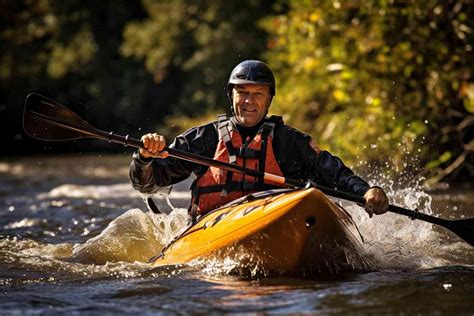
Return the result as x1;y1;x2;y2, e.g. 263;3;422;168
244;93;256;102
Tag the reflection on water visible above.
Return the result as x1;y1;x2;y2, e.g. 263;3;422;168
0;155;473;314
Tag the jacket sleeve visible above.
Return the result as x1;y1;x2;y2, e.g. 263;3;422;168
304;149;370;196
275;126;370;197
129;123;217;194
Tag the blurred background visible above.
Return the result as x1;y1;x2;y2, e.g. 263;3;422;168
1;0;473;185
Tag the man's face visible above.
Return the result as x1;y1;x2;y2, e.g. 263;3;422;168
232;84;272;127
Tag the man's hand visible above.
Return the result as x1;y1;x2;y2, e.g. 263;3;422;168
363;187;389;218
139;133;169;159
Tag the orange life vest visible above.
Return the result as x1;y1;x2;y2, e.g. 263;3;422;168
191;115;285;218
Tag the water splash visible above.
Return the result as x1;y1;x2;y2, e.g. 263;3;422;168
189;248;272;278
69;209;164;264
65;190;190;265
149;209;191;246
0;206;192;284
342;163;474;270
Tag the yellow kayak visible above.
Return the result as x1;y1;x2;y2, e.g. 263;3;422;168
149;188;369;275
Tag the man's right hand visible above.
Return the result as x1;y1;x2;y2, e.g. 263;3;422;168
139;133;169;159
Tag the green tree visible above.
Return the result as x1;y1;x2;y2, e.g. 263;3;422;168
0;0;164;154
120;0;277;117
262;0;473;183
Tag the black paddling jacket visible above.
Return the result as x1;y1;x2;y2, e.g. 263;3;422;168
129;116;370;199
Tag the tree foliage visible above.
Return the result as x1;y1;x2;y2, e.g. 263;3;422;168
261;0;473;182
1;0;165;153
1;0;472;182
119;0;276;114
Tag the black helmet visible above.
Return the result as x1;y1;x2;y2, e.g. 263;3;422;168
227;60;276;100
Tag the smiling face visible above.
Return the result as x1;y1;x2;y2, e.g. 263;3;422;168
232;84;272;127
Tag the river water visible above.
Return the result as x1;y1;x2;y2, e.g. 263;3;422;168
1;154;473;314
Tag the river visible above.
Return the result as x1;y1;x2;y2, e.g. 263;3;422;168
1;154;473;314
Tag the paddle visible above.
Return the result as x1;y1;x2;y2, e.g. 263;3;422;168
23;93;474;246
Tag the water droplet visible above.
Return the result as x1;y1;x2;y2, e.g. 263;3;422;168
443;283;452;290
51;200;65;207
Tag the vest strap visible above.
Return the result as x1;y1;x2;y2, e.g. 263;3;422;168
218;117;237;164
217;115;236;196
235;147;260;159
258;122;274;182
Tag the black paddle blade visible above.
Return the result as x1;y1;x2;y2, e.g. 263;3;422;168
23;93;96;141
447;218;474;247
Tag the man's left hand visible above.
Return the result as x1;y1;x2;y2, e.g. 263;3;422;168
363;187;389;218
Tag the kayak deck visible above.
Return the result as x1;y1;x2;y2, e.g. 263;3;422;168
150;188;370;275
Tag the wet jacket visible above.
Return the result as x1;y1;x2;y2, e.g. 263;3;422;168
129;115;371;211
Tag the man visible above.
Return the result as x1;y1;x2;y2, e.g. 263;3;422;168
130;60;388;219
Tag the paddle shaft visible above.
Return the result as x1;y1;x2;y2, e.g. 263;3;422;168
28;109;302;187
92;130;474;245
24;94;473;246
89;127;451;226
92;128;303;188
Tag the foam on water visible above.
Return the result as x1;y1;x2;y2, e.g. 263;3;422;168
40;183;191;201
40;183;141;199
